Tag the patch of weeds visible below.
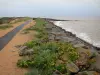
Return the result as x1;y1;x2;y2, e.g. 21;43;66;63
32;18;47;32
33;50;57;70
0;24;13;29
17;59;34;68
35;31;46;38
55;64;67;74
56;42;79;61
39;42;60;53
25;68;39;75
25;39;42;48
91;52;97;58
88;58;96;65
32;50;57;75
60;42;79;61
68;51;79;61
22;26;34;34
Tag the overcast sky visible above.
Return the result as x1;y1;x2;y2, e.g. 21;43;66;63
0;0;100;19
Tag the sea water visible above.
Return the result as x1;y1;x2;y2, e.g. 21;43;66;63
54;20;100;47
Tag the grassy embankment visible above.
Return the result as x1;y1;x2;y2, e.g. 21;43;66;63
0;17;31;30
17;18;80;75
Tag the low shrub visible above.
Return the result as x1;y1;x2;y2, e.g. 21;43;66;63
39;42;60;53
33;50;57;69
17;59;34;68
25;39;42;48
55;64;67;73
25;68;39;75
68;51;79;61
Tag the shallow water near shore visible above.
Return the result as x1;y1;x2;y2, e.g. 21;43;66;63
54;20;100;47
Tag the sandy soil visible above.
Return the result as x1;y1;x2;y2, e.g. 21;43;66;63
0;21;25;37
0;20;35;75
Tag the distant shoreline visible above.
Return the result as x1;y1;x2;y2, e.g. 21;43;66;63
33;17;79;21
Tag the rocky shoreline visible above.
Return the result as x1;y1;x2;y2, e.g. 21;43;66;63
46;20;100;51
45;20;100;74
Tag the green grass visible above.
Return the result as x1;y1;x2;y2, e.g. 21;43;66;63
22;18;47;34
0;24;13;30
17;18;79;75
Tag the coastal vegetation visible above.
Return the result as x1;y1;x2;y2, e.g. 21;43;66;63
0;24;13;29
0;17;31;30
17;18;98;75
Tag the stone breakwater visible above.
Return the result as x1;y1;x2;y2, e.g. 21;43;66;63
44;20;100;74
46;20;99;52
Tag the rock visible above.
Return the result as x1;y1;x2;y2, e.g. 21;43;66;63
52;70;62;75
14;45;22;48
97;51;100;54
95;47;100;51
75;52;89;66
61;37;76;43
77;47;98;58
19;49;34;56
24;49;34;55
20;31;29;34
74;44;85;48
45;23;55;29
82;46;89;49
55;36;62;41
12;50;16;52
19;46;28;51
65;31;76;37
48;34;55;41
19;46;28;56
71;40;84;47
51;27;62;32
66;62;79;73
48;32;67;41
90;49;99;57
50;32;66;36
78;71;99;75
89;55;100;73
19;52;24;56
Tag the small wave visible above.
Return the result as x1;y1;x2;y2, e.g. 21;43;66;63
54;21;61;26
93;42;100;47
77;33;92;43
